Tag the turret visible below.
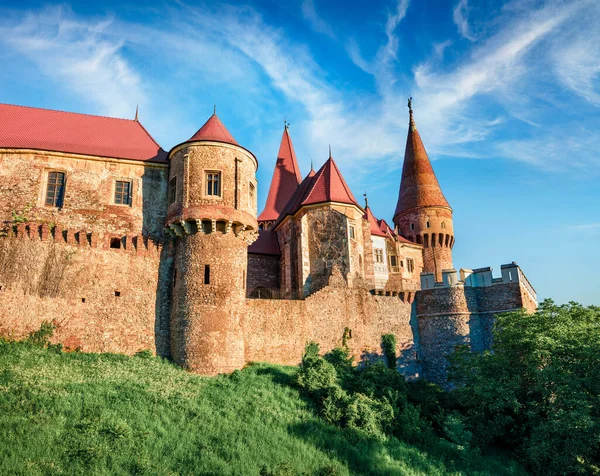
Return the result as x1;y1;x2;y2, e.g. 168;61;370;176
258;122;302;229
166;111;258;375
393;99;454;282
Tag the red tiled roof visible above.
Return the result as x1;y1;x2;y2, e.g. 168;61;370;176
0;103;167;163
187;113;239;145
364;206;388;237
394;110;450;220
302;156;359;207
275;156;359;226
248;230;281;255
258;126;302;222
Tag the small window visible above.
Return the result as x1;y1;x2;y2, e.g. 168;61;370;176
248;182;255;209
410;223;415;230
407;258;415;273
168;177;177;205
206;172;221;197
389;255;397;267
441;221;446;229
426;220;430;228
114;180;132;205
374;249;384;263
110;238;121;249
114;291;121;297
349;225;356;239
204;264;210;284
45;171;65;207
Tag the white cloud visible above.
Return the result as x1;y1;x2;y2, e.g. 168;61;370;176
453;0;475;41
301;0;335;38
0;5;144;118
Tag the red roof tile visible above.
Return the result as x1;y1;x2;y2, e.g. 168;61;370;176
0;103;167;163
248;230;281;255
187;113;239;145
364;206;388;237
275;155;359;226
394;109;450;221
302;155;359;207
258;126;302;222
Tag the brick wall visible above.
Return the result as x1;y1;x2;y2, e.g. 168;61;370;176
247;253;279;294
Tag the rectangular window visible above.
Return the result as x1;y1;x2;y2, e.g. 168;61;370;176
114;180;132;205
204;264;210;284
248;182;255;209
374;249;384;263
45;171;65;207
168;177;177;205
407;258;415;273
349;225;356;239
389;255;397;267
206;172;221;196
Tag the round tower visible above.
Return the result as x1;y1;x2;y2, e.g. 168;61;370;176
393;99;454;282
166;111;258;375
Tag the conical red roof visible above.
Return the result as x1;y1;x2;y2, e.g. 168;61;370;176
275;155;359;226
258;126;302;222
187;113;238;145
302;155;359;207
394;110;450;220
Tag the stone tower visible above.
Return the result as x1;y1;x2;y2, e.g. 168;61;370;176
393;100;454;282
166;111;258;375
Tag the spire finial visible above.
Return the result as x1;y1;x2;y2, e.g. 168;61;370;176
407;96;412;113
329;144;332;158
213;104;216;115
310;158;314;171
408;96;416;131
134;105;139;121
363;191;369;208
284;118;289;130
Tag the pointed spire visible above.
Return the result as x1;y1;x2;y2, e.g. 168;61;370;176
258;123;303;222
301;154;359;207
134;105;139;122
394;99;450;221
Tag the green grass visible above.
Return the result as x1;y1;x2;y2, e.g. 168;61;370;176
0;340;526;475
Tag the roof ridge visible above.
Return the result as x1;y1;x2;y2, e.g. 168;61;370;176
134;120;165;151
0;102;137;123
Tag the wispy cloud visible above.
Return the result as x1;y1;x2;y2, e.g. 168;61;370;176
453;0;475;41
0;5;144;118
568;223;600;231
301;0;335;38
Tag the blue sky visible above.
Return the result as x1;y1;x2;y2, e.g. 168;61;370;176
0;0;598;304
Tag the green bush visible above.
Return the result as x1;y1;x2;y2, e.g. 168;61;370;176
381;334;397;369
25;321;55;347
449;300;600;475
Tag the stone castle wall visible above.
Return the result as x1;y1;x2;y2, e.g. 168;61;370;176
0;223;170;355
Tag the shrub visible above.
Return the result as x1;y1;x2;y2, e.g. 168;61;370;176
381;334;396;369
25;321;55;348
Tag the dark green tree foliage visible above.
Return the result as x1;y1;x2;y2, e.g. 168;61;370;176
381;334;397;369
448;300;600;475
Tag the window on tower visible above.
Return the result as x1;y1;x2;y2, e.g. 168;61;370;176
349;225;356;240
441;221;446;229
45;171;66;208
248;182;255;209
206;172;221;197
426;220;430;228
410;223;415;230
168;177;177;205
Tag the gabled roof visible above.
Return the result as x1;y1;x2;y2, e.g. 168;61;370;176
0;103;167;163
394;107;450;220
258;126;302;222
187;113;239;145
248;230;281;255
275;155;360;227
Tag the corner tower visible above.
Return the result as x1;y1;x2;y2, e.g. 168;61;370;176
393;99;454;282
166;111;258;375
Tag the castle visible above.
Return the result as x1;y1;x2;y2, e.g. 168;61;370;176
0;101;537;385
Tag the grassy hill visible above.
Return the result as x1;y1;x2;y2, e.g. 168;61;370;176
0;340;525;475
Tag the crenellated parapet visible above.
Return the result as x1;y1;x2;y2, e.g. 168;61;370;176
164;218;258;245
1;221;162;256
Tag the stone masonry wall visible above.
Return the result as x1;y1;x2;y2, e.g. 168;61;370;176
0;227;168;355
247;253;279;295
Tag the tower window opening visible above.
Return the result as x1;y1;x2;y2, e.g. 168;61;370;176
110;238;121;249
204;264;211;284
205;172;221;197
441;221;446;229
114;291;121;297
410;223;415;230
349;225;356;240
168;177;177;205
248;182;256;210
45;171;66;208
114;180;132;206
406;258;415;273
426;220;430;228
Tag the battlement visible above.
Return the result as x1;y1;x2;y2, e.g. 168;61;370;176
1;221;162;257
420;262;537;303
